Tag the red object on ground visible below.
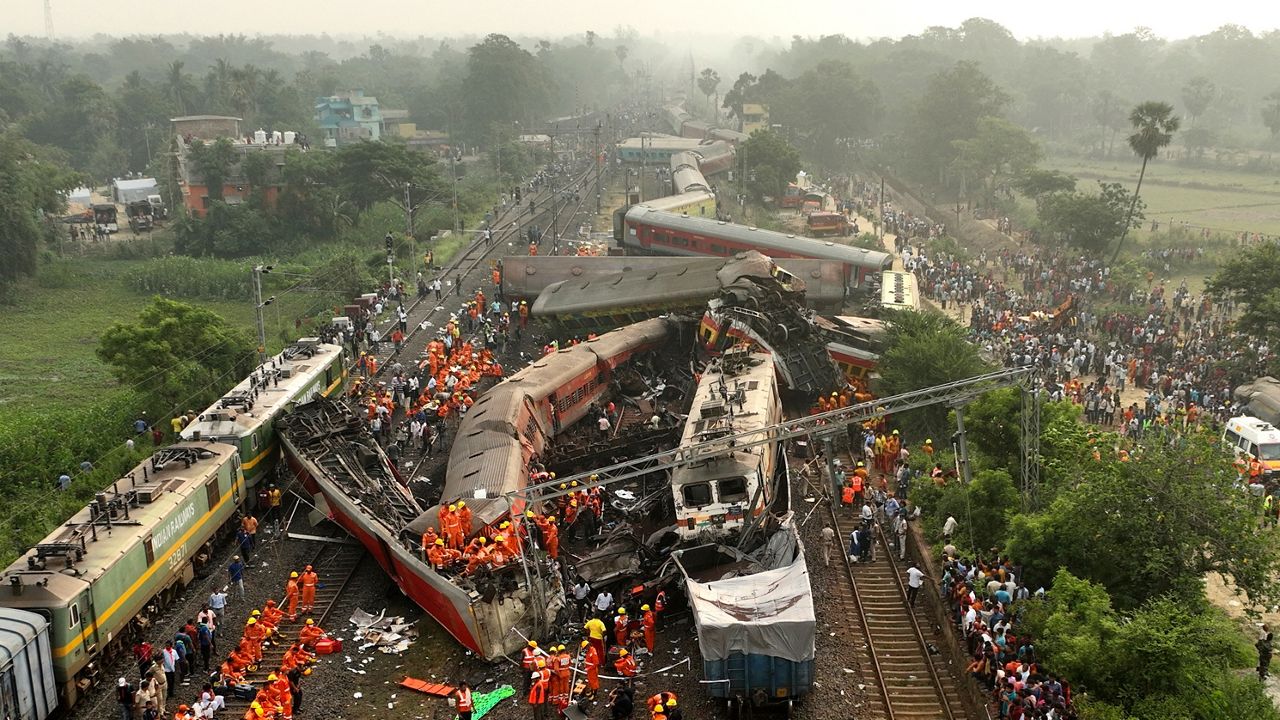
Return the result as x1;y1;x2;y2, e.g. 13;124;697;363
313;638;343;655
399;676;457;697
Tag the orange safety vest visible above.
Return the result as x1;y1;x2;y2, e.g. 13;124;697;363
456;688;474;712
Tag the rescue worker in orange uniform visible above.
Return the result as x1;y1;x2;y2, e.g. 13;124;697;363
243;617;266;660
922;438;935;457
542;516;559;559
260;599;284;631
455;681;475;720
654;589;667;631
521;641;543;696
299;566;318;614
614;608;630;647
267;673;293;720
298;618;326;648
647;691;678;712
529;658;551;720
441;504;463;550
456;501;473;537
614;648;637;678
554;644;572;711
580;640;601;699
428;538;461;572
420;526;439;556
840;480;855;510
284;572;300;621
641;604;656;654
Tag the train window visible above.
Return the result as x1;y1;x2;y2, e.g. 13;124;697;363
250;433;259;452
670;236;689;247
718;477;749;503
710;244;726;254
144;536;155;566
68;603;79;629
682;483;712;507
206;478;221;509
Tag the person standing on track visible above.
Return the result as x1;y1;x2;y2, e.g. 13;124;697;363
285;571;300;620
228;556;245;596
906;561;930;608
821;525;835;566
299;565;318;614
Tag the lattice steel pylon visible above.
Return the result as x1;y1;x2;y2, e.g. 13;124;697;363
1020;377;1042;511
44;0;54;39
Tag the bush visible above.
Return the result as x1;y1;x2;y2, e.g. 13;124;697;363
122;256;254;299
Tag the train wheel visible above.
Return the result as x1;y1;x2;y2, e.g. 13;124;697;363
786;699;795;719
774;324;789;343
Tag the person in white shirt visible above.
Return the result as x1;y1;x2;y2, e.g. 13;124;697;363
821;526;835;567
594;590;613;615
906;563;929;608
942;515;958;539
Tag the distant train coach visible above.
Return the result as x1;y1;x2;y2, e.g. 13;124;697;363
618;206;891;286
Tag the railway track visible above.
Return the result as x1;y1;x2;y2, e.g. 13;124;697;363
223;543;364;711
361;160;606;380
827;453;967;720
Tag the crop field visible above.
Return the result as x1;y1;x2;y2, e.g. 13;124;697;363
1046;155;1280;238
0;259;316;413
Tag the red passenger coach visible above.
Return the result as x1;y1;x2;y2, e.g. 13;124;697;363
620;206;891;287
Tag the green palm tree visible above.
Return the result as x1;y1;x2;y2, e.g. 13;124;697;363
1111;101;1180;264
165;61;196;115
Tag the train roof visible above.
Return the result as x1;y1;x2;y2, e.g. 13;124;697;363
625;207;893;270
709;127;749;143
442;318;675;526
0;443;239;610
532;252;787;316
617;136;707;152
674;350;779;487
182;339;344;443
639;190;717;214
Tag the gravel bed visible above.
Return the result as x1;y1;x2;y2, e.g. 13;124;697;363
65;519;394;720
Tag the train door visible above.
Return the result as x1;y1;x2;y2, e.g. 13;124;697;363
71;591;97;657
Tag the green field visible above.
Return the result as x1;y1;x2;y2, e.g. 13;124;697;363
0;259;321;413
1046;155;1280;238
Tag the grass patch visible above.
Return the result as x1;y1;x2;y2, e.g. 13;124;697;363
0;258;326;414
1045;155;1280;237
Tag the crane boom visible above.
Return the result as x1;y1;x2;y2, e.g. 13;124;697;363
514;365;1040;502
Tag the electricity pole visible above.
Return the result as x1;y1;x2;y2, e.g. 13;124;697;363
594;122;602;213
450;154;460;233
252;265;274;367
385;232;395;287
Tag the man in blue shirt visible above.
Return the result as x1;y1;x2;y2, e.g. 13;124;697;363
134;414;149;435
228;556;245;597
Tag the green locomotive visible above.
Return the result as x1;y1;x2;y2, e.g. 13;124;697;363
0;443;244;706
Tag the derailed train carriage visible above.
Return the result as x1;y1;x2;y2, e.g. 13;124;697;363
528;252;839;336
285;318;689;658
500;255;847;311
674;517;814;717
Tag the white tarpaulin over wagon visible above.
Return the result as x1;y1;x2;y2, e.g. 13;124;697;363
679;521;816;664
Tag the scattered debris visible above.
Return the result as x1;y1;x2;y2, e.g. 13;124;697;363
348;607;418;655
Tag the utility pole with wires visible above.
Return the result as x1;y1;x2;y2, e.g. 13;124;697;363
252;265;275;366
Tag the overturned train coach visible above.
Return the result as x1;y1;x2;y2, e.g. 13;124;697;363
283;318;686;659
501;255;847;312
617;207;891;287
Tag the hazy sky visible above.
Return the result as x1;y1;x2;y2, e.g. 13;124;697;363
9;0;1280;41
